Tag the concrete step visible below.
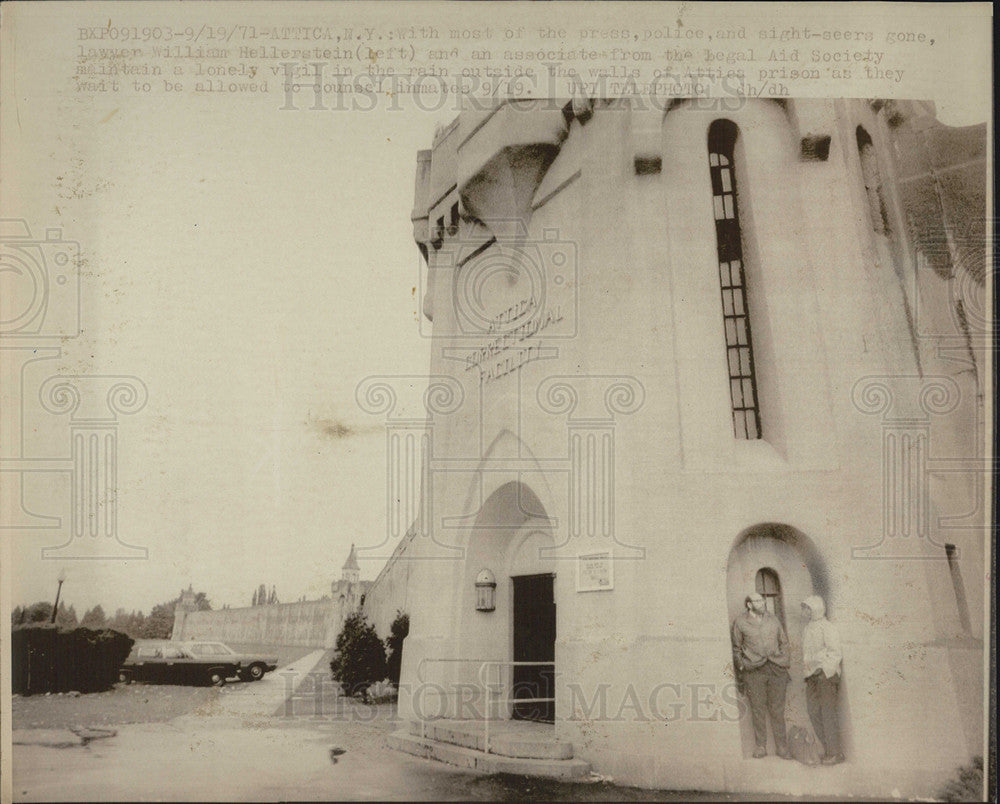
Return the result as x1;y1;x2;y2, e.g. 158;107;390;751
387;730;591;779
405;719;574;760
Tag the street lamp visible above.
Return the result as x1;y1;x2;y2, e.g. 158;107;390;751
50;569;67;624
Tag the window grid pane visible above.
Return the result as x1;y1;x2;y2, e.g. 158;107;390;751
722;291;734;317
708;130;762;440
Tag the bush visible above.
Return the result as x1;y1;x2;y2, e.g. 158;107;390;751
385;610;409;687
937;756;984;802
11;624;134;695
330;611;386;702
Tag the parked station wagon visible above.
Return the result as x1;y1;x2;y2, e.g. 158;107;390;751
119;641;278;686
185;641;279;682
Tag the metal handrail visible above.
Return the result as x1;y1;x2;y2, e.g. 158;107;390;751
416;656;495;684
415;656;555;755
416;657;499;742
478;660;555;755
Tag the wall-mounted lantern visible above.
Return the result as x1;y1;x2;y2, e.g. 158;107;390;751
475;569;497;612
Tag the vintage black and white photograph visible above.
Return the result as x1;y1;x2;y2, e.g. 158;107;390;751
0;2;993;801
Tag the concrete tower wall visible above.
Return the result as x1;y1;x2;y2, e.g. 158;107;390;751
363;97;986;798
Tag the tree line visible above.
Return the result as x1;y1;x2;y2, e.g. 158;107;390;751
251;584;279;606
11;590;212;640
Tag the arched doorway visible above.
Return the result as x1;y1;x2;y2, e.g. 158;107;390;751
457;481;556;723
726;523;831;757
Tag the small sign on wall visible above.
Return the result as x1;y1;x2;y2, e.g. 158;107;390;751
577;551;613;592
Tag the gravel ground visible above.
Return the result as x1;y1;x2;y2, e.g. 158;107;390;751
11;645;319;731
13;684;840;801
11;683;220;729
12;652;840;801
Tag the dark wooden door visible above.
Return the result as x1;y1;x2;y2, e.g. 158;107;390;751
512;573;555;723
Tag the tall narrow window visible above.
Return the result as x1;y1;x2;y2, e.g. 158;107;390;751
856;126;890;235
708;120;762;439
755;567;785;627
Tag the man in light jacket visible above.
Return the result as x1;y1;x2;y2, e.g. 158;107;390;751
732;592;791;759
801;595;844;765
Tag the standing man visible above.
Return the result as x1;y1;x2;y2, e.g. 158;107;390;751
731;592;792;759
801;595;844;765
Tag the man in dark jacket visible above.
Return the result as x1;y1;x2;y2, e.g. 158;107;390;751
732;592;792;759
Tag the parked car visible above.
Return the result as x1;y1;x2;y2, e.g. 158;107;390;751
119;641;236;686
119;640;278;686
183;641;278;682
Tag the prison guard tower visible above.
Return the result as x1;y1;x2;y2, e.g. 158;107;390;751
372;97;986;798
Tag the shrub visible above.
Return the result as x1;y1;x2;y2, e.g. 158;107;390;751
11;624;134;695
330;611;386;702
385;610;409;687
937;756;984;802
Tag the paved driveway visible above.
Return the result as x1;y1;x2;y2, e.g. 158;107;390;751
11;651;782;801
12;650;476;801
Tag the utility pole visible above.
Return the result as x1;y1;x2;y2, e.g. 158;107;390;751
50;569;67;624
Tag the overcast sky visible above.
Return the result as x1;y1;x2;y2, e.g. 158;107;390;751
5;7;453;615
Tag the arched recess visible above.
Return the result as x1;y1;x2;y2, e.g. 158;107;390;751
454;479;557;722
726;523;843;757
